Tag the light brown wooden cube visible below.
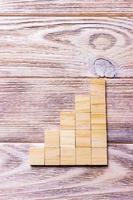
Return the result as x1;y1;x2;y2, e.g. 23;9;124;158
92;148;107;165
91;123;106;130
76;130;91;147
91;103;106;114
60;130;75;147
90;79;106;101
75;95;90;112
76;112;90;129
90;79;105;85
91;95;105;104
61;147;75;165
60;111;75;130
45;147;60;165
91;113;106;124
76;147;91;165
45;130;59;147
91;129;107;147
29;147;44;166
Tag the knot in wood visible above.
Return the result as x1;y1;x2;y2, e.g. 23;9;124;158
93;58;117;78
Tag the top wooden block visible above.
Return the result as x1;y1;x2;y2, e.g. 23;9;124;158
90;79;105;85
60;111;75;130
45;130;59;147
75;95;90;112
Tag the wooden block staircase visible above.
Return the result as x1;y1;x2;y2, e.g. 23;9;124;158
29;79;108;166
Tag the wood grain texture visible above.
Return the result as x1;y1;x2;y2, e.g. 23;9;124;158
0;0;132;16
0;143;132;200
0;78;132;143
0;17;132;77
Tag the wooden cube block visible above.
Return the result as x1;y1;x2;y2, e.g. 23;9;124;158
76;130;91;147
91;124;106;130
90;79;106;100
92;129;107;147
45;130;59;147
61;147;75;165
91;87;105;98
76;147;91;165
76;112;90;130
91;95;105;104
91;103;106;114
92;148;107;165
75;95;90;112
60;130;75;147
45;147;60;165
29;147;44;166
91;113;106;124
60;111;75;130
90;79;105;85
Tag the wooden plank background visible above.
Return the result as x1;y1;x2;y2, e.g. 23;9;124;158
0;17;132;78
0;0;133;199
0;0;133;16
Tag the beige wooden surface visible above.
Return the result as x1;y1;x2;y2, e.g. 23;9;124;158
0;0;133;199
0;143;133;200
0;17;132;78
0;0;133;16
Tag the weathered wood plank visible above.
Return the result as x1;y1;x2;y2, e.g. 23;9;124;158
0;0;132;16
0;17;132;77
0;143;132;200
0;78;132;143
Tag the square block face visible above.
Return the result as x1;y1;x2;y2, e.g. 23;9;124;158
91;104;106;114
91;130;107;147
29;147;44;166
90;79;106;100
60;112;75;130
90;79;105;85
76;148;91;165
61;147;75;165
76;112;90;130
45;147;60;165
76;130;91;147
90;83;105;97
75;95;90;112
45;130;59;147
92;148;107;165
91;113;106;124
91;95;105;104
91;124;106;130
60;130;75;146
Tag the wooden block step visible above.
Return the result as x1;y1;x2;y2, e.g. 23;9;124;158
61;147;75;165
91;148;107;165
45;130;59;147
91;103;106;114
75;95;90;112
45;147;60;165
91;113;106;124
76;130;91;147
76;112;90;130
90;79;105;85
60;111;75;130
60;130;75;147
76;147;91;165
90;79;106;101
91;95;105;104
91;129;107;148
29;147;44;166
91;123;106;130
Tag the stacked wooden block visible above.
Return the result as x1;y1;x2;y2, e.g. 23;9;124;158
29;79;107;166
